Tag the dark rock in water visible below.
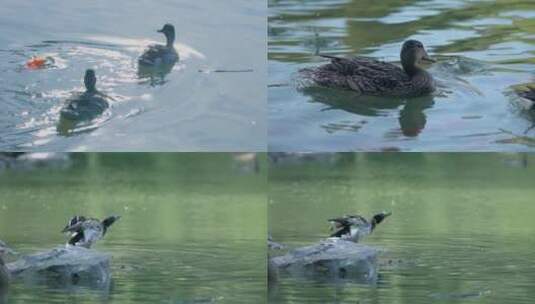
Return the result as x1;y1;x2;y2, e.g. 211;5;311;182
270;239;379;282
6;246;111;288
268;258;279;283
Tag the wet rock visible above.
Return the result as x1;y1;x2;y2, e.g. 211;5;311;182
270;239;379;281
7;246;111;288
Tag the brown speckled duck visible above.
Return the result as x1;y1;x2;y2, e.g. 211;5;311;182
302;40;436;97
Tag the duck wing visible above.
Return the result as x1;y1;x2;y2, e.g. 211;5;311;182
62;216;86;233
313;55;411;95
138;45;166;65
138;44;178;66
328;214;368;227
328;216;351;229
330;225;351;238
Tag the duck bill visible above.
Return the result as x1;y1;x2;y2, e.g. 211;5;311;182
421;50;436;63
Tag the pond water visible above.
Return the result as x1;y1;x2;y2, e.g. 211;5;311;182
269;0;535;151
0;0;266;152
0;153;266;303
269;153;535;304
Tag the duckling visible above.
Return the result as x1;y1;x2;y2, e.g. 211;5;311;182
329;211;391;242
302;40;436;97
60;69;109;122
62;215;120;249
138;23;179;66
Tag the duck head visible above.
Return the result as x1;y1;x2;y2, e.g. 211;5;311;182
102;215;121;234
84;69;97;92
370;211;392;230
158;23;176;47
400;40;435;76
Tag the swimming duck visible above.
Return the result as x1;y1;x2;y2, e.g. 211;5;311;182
61;215;120;249
302;40;436;97
329;211;391;242
59;69;109;122
138;23;179;66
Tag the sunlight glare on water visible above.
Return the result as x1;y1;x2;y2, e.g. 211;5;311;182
0;0;265;151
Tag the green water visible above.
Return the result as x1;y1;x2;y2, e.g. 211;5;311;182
269;153;535;304
269;0;535;151
0;153;266;304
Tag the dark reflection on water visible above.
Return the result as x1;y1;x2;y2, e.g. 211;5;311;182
301;87;435;137
269;0;535;151
269;153;535;304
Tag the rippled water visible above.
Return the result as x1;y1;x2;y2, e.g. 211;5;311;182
0;0;266;151
0;153;266;303
269;153;535;304
269;0;535;151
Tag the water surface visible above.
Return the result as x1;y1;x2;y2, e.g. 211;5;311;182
269;153;535;303
0;0;266;151
0;153;266;303
269;0;535;151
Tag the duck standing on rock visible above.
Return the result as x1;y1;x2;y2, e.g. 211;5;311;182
62;215;121;249
138;23;179;67
59;69;109;123
302;40;436;97
329;211;391;242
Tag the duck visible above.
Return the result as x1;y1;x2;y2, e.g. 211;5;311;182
59;69;109;122
61;215;120;249
138;23;179;67
328;211;391;242
301;40;436;97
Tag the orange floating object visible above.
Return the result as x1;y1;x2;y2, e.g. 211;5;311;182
26;57;47;69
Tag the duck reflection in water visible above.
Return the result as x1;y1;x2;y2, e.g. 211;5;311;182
137;24;179;86
301;86;434;137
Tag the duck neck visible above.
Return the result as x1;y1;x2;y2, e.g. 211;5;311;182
166;33;175;48
402;62;424;78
